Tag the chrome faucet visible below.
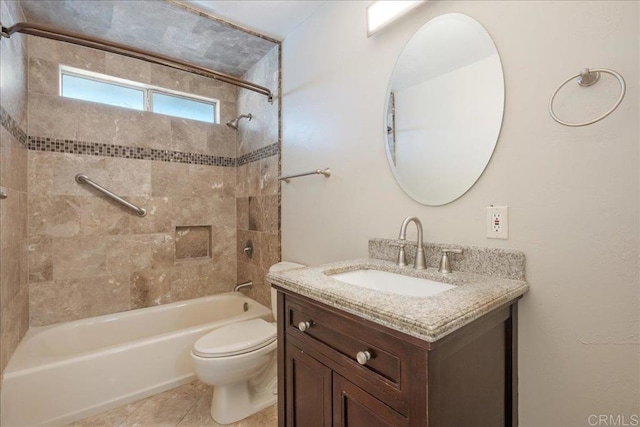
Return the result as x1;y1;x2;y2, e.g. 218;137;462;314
392;216;427;270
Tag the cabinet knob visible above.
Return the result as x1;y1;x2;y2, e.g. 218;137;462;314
298;321;312;332
356;351;371;365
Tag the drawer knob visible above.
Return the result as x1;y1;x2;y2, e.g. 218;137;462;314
356;351;371;365
298;321;312;332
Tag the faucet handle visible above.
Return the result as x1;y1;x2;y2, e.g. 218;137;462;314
389;240;408;267
438;249;463;274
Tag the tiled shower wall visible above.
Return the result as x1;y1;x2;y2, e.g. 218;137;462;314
236;46;281;308
0;0;29;375
26;36;253;326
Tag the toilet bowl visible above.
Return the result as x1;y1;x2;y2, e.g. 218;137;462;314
191;261;304;425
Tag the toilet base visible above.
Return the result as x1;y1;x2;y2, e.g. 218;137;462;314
210;380;277;425
210;356;278;425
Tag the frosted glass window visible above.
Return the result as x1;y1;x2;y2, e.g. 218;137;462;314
61;74;145;111
152;92;216;124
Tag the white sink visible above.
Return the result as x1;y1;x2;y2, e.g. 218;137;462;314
328;269;456;297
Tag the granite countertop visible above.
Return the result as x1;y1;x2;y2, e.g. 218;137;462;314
266;258;529;343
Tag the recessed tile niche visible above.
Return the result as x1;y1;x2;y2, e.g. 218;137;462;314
175;226;212;261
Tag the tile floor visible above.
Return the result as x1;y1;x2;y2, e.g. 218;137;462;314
68;381;277;427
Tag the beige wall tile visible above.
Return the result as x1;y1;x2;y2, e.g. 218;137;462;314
1;128;28;192
149;64;195;93
28;235;53;284
131;268;174;309
1;27;28;127
28;56;59;96
27;36;59;63
207;125;237;158
173;196;235;228
29;195;81;239
0;189;27;247
58;43;106;72
27;93;78;140
248;196;264;231
1;0;29;375
28;151;53;195
107;234;174;273
169;118;210;154
263;195;279;233
0;287;29;373
211;225;237;264
124;196;173;235
260;233;280;271
105;53;152;84
29;276;131;326
0;242;27;304
237;197;249;230
260;155;278;196
52;236;108;280
151;163;228;198
50;154;152;197
110;109;173;149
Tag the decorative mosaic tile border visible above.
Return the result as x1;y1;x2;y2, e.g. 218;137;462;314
237;142;279;166
27;136;238;167
1;107;279;167
0;106;28;146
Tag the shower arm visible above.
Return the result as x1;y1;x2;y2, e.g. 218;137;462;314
0;21;274;103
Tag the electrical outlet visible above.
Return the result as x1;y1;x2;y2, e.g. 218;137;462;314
487;206;508;239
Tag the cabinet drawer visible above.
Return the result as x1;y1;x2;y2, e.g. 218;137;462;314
284;294;421;415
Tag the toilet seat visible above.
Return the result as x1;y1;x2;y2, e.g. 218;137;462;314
193;318;276;358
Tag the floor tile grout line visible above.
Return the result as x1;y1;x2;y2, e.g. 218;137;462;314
175;386;210;427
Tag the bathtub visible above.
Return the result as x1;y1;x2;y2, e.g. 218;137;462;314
1;292;272;427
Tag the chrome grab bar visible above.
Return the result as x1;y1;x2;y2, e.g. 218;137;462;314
75;174;147;217
279;168;331;183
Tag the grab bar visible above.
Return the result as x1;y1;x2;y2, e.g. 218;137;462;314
279;168;331;183
75;174;147;217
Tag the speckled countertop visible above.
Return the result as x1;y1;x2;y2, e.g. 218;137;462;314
266;257;528;343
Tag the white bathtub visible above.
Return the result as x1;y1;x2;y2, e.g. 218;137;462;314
1;292;272;427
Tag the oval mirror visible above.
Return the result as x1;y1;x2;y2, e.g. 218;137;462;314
385;13;504;206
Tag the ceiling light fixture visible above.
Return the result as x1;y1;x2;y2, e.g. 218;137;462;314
366;1;425;37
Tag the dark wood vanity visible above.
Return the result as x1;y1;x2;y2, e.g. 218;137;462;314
275;288;519;427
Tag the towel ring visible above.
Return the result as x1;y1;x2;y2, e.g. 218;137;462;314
549;68;626;127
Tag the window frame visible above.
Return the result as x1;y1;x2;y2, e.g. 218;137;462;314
59;65;220;124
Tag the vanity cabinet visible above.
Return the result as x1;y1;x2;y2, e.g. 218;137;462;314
275;289;519;427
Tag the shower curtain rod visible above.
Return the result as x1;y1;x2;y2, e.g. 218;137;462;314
0;22;274;102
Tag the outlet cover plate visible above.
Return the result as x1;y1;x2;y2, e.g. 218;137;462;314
487;206;508;239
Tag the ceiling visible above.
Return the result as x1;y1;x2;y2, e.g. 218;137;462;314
17;0;281;77
185;1;327;41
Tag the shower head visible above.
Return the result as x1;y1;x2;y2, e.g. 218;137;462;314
226;113;252;130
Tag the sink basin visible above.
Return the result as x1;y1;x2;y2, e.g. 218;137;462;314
328;269;456;297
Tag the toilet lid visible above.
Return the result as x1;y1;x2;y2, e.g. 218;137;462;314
193;318;276;358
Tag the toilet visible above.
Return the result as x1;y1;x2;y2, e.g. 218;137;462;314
191;262;304;425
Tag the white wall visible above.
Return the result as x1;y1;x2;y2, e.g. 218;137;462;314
281;1;639;426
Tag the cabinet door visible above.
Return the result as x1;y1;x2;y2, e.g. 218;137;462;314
285;341;332;427
332;373;408;427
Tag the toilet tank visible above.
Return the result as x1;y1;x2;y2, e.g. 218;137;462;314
268;262;305;321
